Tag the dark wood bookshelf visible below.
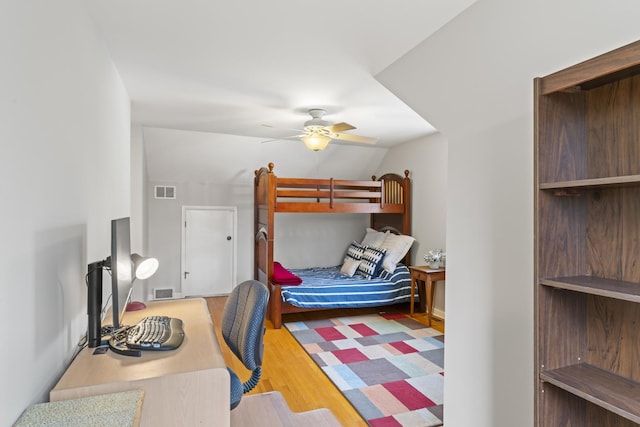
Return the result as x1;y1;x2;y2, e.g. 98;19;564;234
535;40;640;426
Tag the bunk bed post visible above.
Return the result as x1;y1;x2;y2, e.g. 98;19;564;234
266;165;280;327
402;169;411;236
254;163;282;328
402;169;412;263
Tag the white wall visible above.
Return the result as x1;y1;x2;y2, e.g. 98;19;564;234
377;0;640;425
377;133;447;316
0;1;131;424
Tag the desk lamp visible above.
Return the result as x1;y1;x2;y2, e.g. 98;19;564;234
125;254;159;311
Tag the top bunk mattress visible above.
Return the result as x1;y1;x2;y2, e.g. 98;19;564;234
280;264;412;309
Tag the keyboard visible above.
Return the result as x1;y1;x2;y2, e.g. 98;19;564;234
125;316;185;351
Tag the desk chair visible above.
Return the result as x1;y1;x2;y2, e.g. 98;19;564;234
221;280;270;410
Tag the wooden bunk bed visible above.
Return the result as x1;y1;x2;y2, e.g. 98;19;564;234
254;162;412;328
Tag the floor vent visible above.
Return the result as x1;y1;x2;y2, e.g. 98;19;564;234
155;185;176;199
153;288;174;300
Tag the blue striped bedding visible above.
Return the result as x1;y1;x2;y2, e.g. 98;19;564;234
280;264;412;308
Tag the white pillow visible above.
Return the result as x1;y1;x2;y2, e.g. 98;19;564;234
340;258;361;276
360;228;388;247
379;233;415;273
340;241;366;277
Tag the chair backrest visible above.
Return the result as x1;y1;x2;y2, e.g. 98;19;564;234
221;280;269;371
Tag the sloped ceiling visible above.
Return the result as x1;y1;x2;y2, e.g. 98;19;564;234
89;0;476;165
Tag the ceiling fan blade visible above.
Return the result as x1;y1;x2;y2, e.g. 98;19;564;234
261;134;303;144
325;122;355;133
262;123;305;133
333;133;377;144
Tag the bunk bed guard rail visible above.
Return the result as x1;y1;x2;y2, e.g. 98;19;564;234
254;162;408;214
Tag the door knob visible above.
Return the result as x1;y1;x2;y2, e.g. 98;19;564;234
227;236;232;241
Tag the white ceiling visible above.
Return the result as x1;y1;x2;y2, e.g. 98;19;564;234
88;0;475;149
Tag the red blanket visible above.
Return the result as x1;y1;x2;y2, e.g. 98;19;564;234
273;261;302;285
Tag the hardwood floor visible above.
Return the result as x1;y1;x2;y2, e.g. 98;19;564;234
205;297;444;426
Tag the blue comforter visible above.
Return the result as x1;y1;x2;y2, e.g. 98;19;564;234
280;264;412;308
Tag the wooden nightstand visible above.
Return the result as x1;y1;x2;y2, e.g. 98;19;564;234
408;265;446;326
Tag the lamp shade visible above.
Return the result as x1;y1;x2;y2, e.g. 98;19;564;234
131;253;159;280
301;134;331;151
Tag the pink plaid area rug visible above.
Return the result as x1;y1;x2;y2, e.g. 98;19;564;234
285;312;444;426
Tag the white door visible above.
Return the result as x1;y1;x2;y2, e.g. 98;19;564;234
181;206;236;296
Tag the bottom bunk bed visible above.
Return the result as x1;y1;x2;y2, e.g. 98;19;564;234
268;264;419;329
280;264;411;308
266;231;419;328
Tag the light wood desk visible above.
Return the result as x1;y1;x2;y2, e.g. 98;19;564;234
50;298;230;426
409;266;446;326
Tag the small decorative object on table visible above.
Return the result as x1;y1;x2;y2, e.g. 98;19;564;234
424;249;445;269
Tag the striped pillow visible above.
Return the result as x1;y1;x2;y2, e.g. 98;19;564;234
345;241;366;261
356;247;387;279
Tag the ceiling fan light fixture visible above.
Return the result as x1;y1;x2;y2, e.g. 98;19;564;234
301;133;331;151
304;109;329;129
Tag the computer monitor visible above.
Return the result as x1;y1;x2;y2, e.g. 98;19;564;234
110;217;133;331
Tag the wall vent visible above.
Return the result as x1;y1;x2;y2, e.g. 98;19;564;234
153;288;174;300
155;185;176;199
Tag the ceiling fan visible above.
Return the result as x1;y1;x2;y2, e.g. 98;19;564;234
264;109;377;151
